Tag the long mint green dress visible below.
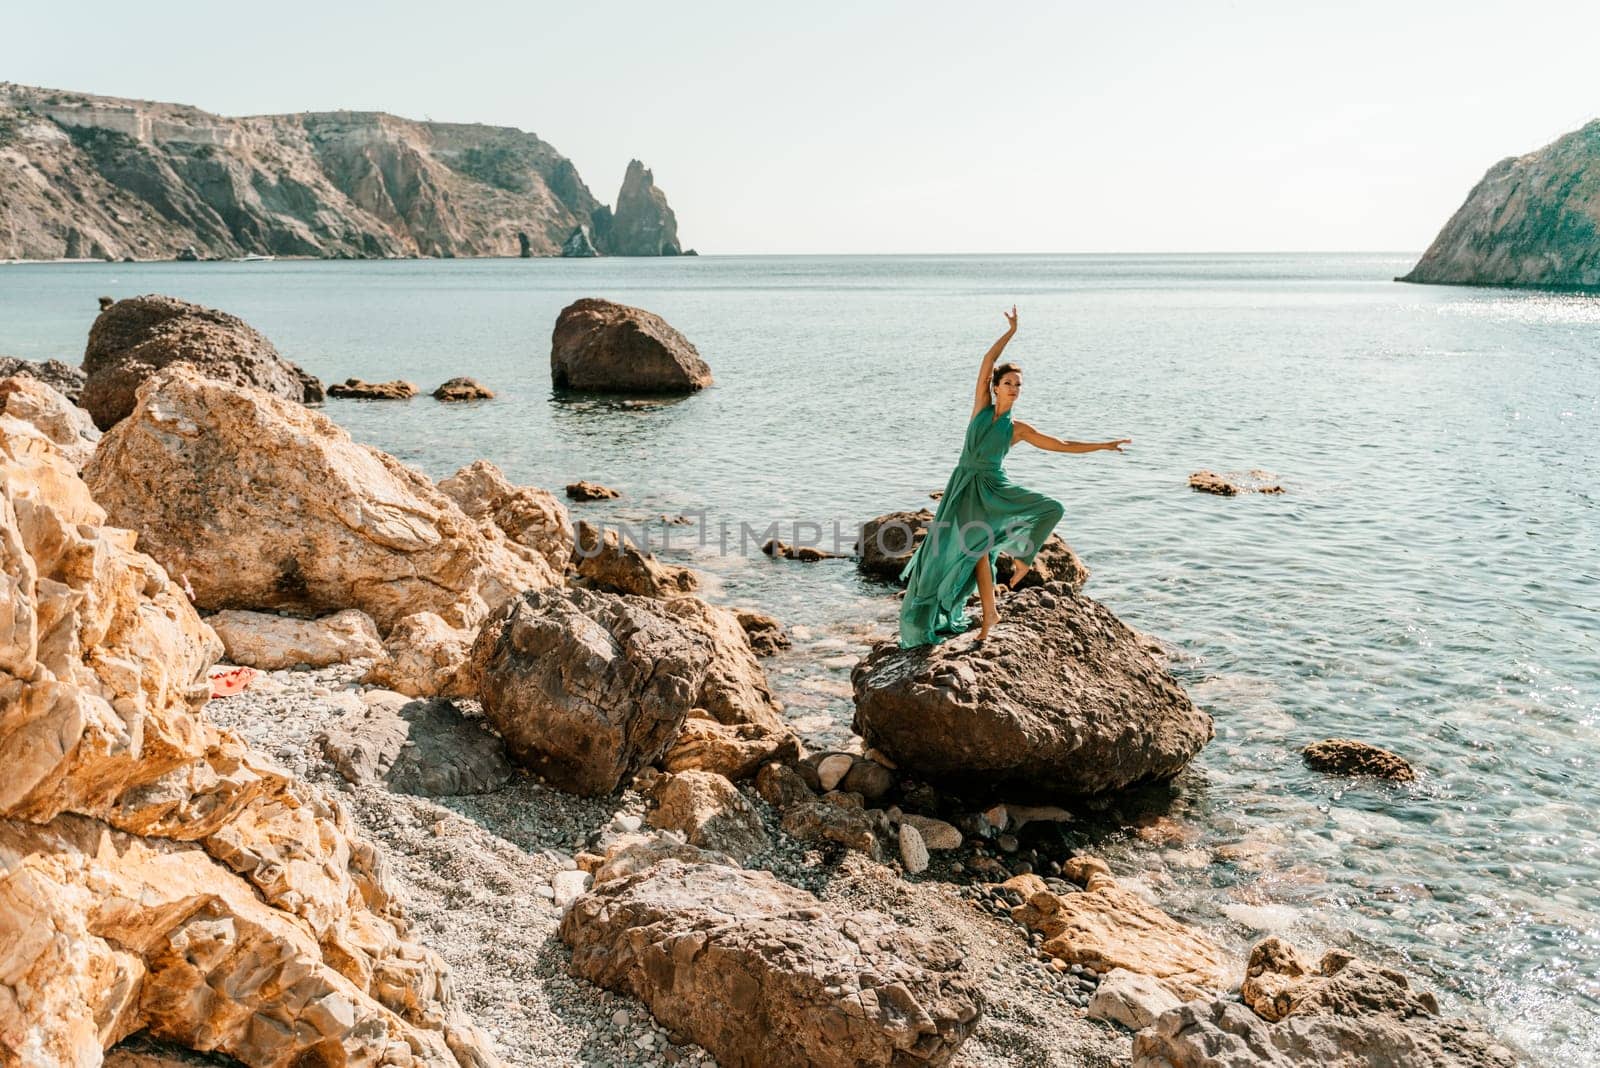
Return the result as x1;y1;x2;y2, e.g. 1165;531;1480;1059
897;401;1065;647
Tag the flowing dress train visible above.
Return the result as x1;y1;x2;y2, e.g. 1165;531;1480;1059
897;402;1065;648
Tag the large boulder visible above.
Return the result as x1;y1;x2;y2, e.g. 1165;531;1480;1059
79;294;323;430
83;366;557;632
851;582;1212;795
467;586;712;795
560;860;982;1068
0;355;87;401
318;690;516;798
550;298;712;394
206;608;383;669
1132;938;1518;1067
0;413;489;1066
0;375;100;469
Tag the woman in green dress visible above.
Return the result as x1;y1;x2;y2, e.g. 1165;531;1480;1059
898;306;1130;647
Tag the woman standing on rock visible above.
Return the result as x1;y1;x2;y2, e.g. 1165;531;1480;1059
898;306;1130;646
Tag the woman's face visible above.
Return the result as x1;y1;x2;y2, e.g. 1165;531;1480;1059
996;371;1022;405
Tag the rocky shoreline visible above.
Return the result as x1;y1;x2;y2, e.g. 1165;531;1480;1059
1;294;1521;1066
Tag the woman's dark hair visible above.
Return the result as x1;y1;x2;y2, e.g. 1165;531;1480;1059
992;362;1022;388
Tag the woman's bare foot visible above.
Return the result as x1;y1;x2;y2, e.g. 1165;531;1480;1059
1006;563;1029;591
977;606;1000;641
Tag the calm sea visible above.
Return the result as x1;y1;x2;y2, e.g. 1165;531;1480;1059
4;254;1597;1058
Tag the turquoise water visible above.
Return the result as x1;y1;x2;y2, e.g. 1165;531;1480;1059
4;254;1597;1058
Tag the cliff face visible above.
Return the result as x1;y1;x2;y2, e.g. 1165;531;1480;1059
0;83;685;260
1402;119;1600;289
596;159;682;256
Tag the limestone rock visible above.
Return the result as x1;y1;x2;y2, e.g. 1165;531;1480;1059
852;583;1213;796
550;298;712;394
467;586;710;795
432;377;494;401
645;770;770;861
599;160;683;256
1402;119;1600;289
560;860;982;1068
438;459;572;577
552;869;593;912
657;594;786;732
780;801;885;861
660;715;800;781
733;607;790;656
84;365;556;631
1188;470;1239;496
319;692;516;797
363;611;477;698
574;518;698;598
1133;941;1519;1067
0;374;100;468
327;377;418;399
206;608;382;669
0;355;86;401
755;762;815;810
1301;738;1415;782
1010;857;1234;994
565;479;620;500
1088;969;1184;1031
0;413;490;1067
80;294;322;430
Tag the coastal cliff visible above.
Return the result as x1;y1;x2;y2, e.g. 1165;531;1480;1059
0;82;688;260
1402;119;1600;289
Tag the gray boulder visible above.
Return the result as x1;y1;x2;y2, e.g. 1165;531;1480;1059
318;692;515;797
851;582;1211;796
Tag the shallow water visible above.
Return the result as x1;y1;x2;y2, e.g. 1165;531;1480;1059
4;253;1597;1058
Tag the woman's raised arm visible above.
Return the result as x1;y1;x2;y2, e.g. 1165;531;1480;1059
1013;419;1131;454
971;305;1018;419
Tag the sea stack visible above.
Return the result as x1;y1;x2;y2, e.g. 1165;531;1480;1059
1401;119;1600;289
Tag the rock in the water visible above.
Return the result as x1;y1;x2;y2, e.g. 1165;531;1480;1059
600;160;684;256
319;691;516;797
1088;969;1184;1031
83;366;558;631
1008;861;1235;994
468;586;711;795
431;376;494;401
1133;937;1518;1067
562;224;600;257
326;377;419;399
1188;470;1284;496
763;538;848;561
1301;738;1415;781
560;860;982;1068
852;584;1213;796
79;294;322;429
645;769;770;861
565;478;620;500
1189;470;1240;496
660;715;801;781
0;411;489;1066
734;607;790;656
206;607;382;669
574;518;699;597
1402;119;1600;290
0;375;99;468
0;355;86;401
550;297;712;393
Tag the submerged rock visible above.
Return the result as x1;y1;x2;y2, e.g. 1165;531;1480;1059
560;860;983;1067
550;297;713;393
326;377;418;399
431;376;494;400
851;582;1212;796
565;478;620;500
1402;119;1600;290
1302;738;1415;781
79;294;322;429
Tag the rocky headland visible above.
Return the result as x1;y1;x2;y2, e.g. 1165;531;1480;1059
0;294;1519;1066
0;82;689;261
1401;118;1600;290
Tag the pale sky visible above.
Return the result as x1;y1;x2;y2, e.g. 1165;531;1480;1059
5;0;1597;254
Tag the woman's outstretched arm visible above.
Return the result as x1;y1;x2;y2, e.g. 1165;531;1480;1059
1013;419;1131;454
971;305;1018;420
